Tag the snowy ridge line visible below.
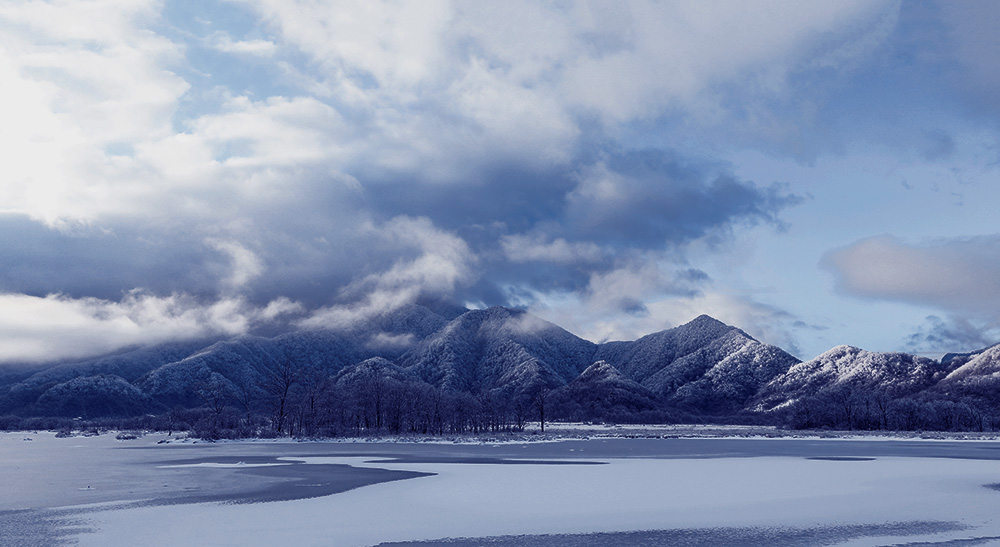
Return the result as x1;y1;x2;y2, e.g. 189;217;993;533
4;307;999;437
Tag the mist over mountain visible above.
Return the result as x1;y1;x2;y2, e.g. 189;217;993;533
0;304;997;434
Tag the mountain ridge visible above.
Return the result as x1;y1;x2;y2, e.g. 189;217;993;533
0;304;996;434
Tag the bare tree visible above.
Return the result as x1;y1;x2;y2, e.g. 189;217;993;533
233;376;261;432
196;372;232;431
291;367;330;437
534;386;549;433
261;359;298;436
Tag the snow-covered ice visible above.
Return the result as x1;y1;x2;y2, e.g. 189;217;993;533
73;456;1000;546
3;431;1000;546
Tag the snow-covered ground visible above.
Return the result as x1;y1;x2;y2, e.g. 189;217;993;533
518;422;1000;441
3;431;1000;546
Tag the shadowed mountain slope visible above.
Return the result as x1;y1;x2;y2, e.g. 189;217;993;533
401;306;597;396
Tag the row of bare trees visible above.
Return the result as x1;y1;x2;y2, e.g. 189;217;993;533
786;387;999;432
162;361;1000;438
185;361;551;439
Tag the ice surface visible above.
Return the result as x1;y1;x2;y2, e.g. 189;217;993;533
5;432;1000;547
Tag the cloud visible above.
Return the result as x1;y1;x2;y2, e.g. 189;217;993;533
825;234;1000;352
299;216;478;330
564;153;801;246
500;235;605;265
241;0;897;172
0;1;188;225
822;234;1000;315
0;291;298;363
937;0;1000;113
906;315;1000;354
0;1;904;364
248;0;453;90
187;95;350;169
206;239;264;292
211;33;277;56
558;1;899;122
366;332;416;351
519;260;805;356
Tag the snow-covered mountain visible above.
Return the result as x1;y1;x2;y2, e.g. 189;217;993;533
750;345;952;413
595;315;798;413
548;361;661;422
928;344;1000;406
401;306;596;397
0;339;217;415
0;304;997;427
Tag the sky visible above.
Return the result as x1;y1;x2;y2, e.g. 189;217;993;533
2;0;1000;364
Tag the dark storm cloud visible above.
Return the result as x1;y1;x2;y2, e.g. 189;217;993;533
358;163;576;238
290;145;799;312
353;148;797;306
0;215;220;300
563;150;801;246
352;138;800;244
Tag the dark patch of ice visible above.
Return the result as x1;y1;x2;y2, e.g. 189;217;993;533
361;456;606;466
806;456;876;461
887;537;1000;546
375;522;967;547
146;456;434;505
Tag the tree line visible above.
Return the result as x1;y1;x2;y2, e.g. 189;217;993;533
2;359;999;437
782;386;999;432
164;360;551;440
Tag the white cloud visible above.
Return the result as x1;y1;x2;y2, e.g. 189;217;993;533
300;216;477;330
211;33;277;56
366;332;415;351
0;0;899;228
511;260;687;342
0;291;295;363
0;4;359;227
447;58;578;166
258;297;305;322
239;0;895;180
500;234;604;265
248;0;453;91
823;234;1000;316
189;95;350;168
0;1;186;225
206;239;263;292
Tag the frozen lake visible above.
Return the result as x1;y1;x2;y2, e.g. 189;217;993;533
3;432;1000;546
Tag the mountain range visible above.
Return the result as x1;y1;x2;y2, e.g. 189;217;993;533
0;304;996;431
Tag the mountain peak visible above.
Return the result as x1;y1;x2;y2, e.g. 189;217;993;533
674;314;743;340
687;314;727;328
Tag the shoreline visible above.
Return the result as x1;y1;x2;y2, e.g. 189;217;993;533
9;421;1000;447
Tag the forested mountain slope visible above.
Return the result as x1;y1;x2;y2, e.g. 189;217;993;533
0;304;997;434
